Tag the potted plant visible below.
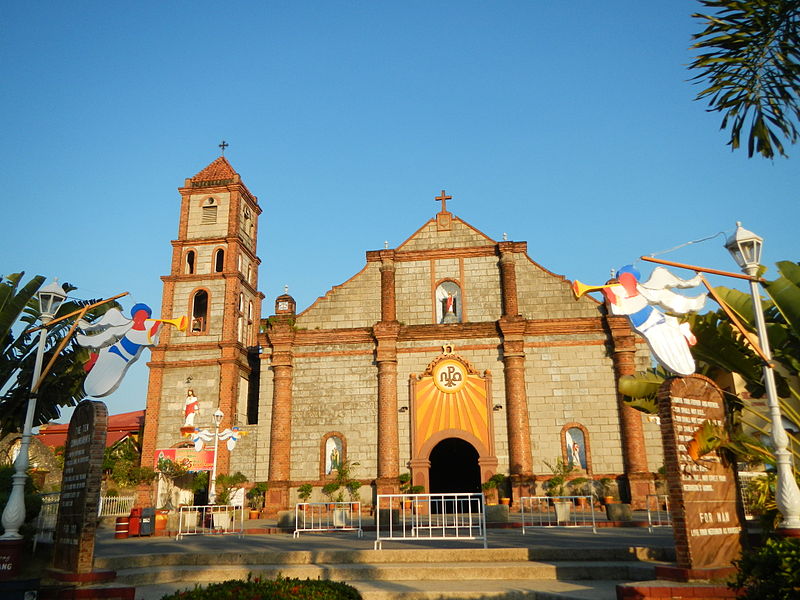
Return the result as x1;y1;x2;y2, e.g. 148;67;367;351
246;482;268;519
213;471;248;529
596;477;618;505
346;479;362;508
482;477;499;505
322;481;342;508
568;476;591;509
398;472;424;510
543;457;578;522
297;483;313;505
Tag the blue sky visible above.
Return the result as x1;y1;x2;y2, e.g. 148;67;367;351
2;2;797;419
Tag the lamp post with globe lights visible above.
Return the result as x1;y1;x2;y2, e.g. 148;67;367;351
725;221;800;532
208;409;224;505
1;280;67;540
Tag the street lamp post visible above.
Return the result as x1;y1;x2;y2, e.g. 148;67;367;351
208;409;224;505
726;222;800;531
1;280;67;539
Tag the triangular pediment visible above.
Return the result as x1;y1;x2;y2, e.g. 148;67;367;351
397;213;496;252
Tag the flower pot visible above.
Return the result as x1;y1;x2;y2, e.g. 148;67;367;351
553;501;571;523
249;509;260;520
499;497;510;506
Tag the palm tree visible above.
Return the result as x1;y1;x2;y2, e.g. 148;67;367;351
0;272;118;435
690;0;800;159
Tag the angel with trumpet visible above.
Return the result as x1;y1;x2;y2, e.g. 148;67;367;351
573;265;706;376
76;303;186;397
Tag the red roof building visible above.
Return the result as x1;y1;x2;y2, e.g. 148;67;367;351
37;409;145;450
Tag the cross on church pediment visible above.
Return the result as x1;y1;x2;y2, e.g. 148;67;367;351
435;190;452;213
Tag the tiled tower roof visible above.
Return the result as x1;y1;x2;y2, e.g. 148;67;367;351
189;156;238;186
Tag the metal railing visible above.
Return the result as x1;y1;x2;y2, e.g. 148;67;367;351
293;502;363;538
374;493;487;550
645;493;671;532
33;493;136;550
98;495;136;516
33;492;60;551
176;505;244;540
520;495;597;534
738;471;767;520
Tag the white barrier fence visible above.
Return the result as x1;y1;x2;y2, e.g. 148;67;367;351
293;502;363;538
98;495;136;517
374;493;487;550
33;493;137;550
645;493;671;532
176;505;244;540
520;496;597;534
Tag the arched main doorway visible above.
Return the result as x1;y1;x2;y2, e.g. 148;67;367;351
428;438;481;494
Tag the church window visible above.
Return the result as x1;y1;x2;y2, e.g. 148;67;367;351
185;250;195;274
202;198;218;224
562;424;589;472
435;281;462;324
214;249;225;272
191;290;209;333
247;301;254;345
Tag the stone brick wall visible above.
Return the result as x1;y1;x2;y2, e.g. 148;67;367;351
462;256;503;322
288;347;378;480
515;255;601;319
297;265;381;329
398;218;492;251
396;261;431;324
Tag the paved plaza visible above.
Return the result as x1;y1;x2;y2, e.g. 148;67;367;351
90;518;677;600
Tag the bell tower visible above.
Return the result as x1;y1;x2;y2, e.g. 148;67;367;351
140;154;263;490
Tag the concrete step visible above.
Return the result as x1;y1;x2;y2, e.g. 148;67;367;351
130;578;623;600
112;560;655;586
96;545;662;571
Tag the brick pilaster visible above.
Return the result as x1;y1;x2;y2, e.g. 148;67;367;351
267;320;295;506
374;321;400;493
379;252;396;322
499;317;532;476
498;244;519;317
607;318;652;506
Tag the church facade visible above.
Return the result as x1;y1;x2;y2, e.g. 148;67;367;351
140;156;663;510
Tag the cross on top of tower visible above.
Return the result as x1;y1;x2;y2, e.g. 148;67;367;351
219;140;229;155
435;190;452;213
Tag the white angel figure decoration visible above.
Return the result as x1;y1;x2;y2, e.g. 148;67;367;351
602;265;707;376
191;426;241;452
76;303;185;397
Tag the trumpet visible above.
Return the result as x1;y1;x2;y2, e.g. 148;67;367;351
152;315;188;331
571;280;612;299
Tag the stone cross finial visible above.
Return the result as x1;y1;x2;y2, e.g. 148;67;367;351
435;190;452;213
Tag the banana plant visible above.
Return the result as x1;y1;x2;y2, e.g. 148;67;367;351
0;272;119;435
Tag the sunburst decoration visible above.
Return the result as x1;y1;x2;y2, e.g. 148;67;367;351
413;372;488;455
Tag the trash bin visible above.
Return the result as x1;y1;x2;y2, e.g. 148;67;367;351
140;507;155;536
128;507;142;537
114;516;129;539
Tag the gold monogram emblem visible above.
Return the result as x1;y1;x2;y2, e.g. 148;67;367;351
432;359;467;394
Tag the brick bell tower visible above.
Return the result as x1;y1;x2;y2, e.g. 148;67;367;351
139;153;263;504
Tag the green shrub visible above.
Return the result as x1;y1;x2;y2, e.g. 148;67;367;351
160;575;362;600
731;536;800;600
